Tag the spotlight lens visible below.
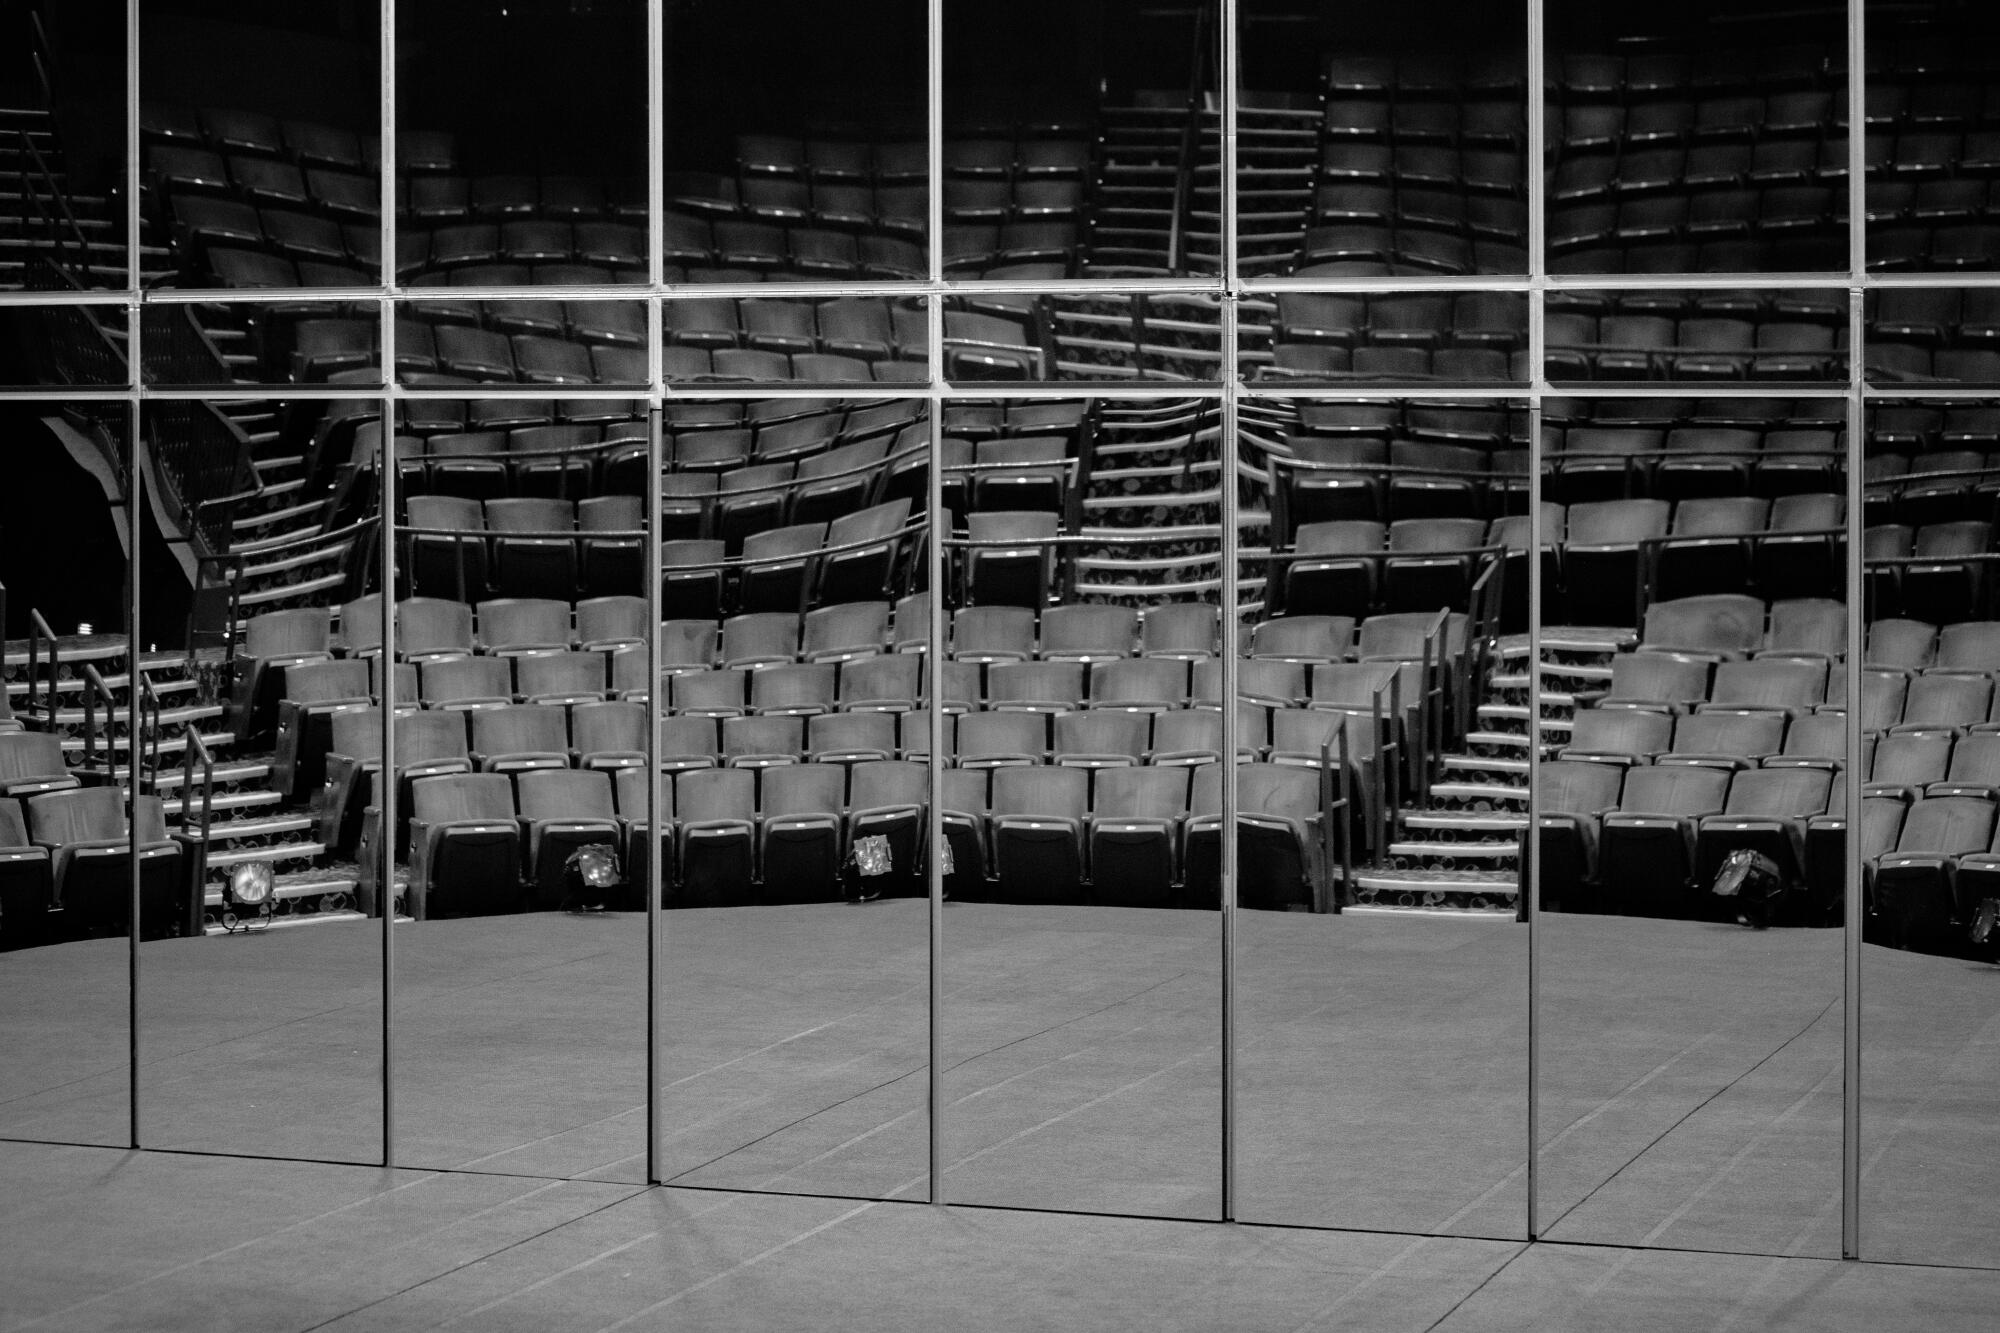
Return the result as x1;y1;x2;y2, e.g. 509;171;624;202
230;861;275;906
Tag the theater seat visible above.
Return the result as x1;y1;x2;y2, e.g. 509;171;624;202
1087;765;1188;908
516;769;625;910
990;764;1087;904
1534;760;1624;911
404;773;523;919
27;788;182;938
1595;764;1731;917
757;763;848;903
675;767;756;907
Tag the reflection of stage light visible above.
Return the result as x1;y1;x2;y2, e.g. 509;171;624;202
563;844;619;912
1711;849;1782;929
222;860;276;933
1972;898;2000;948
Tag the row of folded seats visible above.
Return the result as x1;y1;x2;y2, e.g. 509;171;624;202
0;786;185;947
1277;505;1845;626
1537;760;1840;920
166;177;1071;289
1277;419;1842;529
284;297;1040;385
367;755;1324;920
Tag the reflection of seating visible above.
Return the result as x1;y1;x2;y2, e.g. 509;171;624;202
404;773;523;919
27;788;181;938
675;767;756;907
990;765;1087;903
1088;765;1188;908
1596;764;1730;917
516;769;624;909
1874;795;1995;949
1534;760;1624;910
757;763;848;903
0;800;55;947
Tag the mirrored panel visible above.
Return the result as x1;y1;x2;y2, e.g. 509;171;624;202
376;396;648;1178
1865;288;2000;385
665;294;929;387
397;0;646;290
1864;3;2000;275
143;1;381;292
137;394;384;1161
947;1;1217;279
1547;289;1851;384
1241;2;1528;279
647;395;932;1199
1547;0;1849;277
941;293;1222;385
1860;393;2000;1265
1244;290;1528;384
1;304;130;391
143;298;382;389
393;296;650;395
667;0;925;284
1534;390;1848;1255
1237;393;1528;1235
11;0;129;290
939;394;1223;1219
0;403;135;1145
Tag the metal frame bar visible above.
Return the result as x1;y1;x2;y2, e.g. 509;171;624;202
926;0;946;1210
1842;0;1867;1264
1219;0;1240;1224
1524;0;1547;1239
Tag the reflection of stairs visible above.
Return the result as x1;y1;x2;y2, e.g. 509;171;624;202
1075;401;1223;603
0;104;171;290
1084;99;1188;275
1349;628;1636;911
1188;92;1319;277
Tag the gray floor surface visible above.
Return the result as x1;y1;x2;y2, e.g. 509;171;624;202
6;904;2000;1327
4;1140;2000;1333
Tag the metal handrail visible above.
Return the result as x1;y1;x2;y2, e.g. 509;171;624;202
24;610;61;724
134;674;163;793
77;664;113;776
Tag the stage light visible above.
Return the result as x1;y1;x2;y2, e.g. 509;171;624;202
1971;898;2000;949
1711;849;1783;929
562;843;620;912
222;860;276;933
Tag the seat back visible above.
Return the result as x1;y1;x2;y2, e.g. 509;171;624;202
851;759;927;809
1617;765;1730;816
476;597;571;653
284;658;374;705
1039;604;1139;659
676;767;756;822
470;701;571;759
412;772;516;823
27;786;129;845
955;711;1046;763
1053;711;1149;761
516;651;608;700
759;763;847;818
1639;594;1768;657
1541;760;1624;815
1249;615;1357;662
721;715;805;762
991;764;1087;819
1895;796;1996;856
1722;767;1832;818
1092;765;1188;819
516;768;616;821
1566;708;1672;760
572;701;645;755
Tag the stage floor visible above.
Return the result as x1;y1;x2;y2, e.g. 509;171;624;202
5;1140;2000;1333
2;903;1997;1267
